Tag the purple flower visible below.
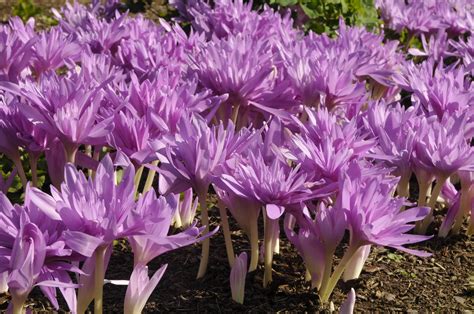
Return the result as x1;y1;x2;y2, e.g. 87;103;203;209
316;161;431;303
376;0;472;35
413;114;474;180
28;155;144;312
107;110;154;166
285;202;346;290
190;34;296;127
230;252;248;304
341;162;431;255
449;36;474;74
408;30;450;63
394;60;472;120
173;188;198;228
0;191;79;312
219;146;326;286
0;17;36;83
157;114;255;278
124;264;168;314
1;71;114;163
340;288;356;314
128;190;211;266
31;27;81;76
220;150;321;220
158;114;257;197
289;108;374;193
29;155;140;258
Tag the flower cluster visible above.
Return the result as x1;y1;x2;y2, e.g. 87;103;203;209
0;0;472;312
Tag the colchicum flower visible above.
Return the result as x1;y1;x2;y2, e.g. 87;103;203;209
27;155;143;313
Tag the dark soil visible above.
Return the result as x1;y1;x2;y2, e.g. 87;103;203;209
1;205;473;313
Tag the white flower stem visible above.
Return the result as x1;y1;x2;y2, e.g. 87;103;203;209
28;153;39;187
133;166;144;198
263;214;277;287
64;145;77;165
94;245;107;314
12;154;27;189
142;160;158;194
451;180;473;235
11;294;27;314
249;217;259;272
318;250;335;295
397;171;411;199
417;176;447;234
320;244;360;303
197;193;210;279
217;200;235;267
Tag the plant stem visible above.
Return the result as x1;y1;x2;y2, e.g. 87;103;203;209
133;166;144;199
320;244;360;303
12;154;27;189
217;200;235;267
196;193;210;279
305;268;312;282
173;208;183;228
416;179;430;207
249;217;259;272
451;183;472;235
11;294;27;314
231;103;240;126
263;214;277;287
397;171;411;199
64;144;78;165
142;160;159;194
417;176;447;234
318;251;335;295
468;217;474;236
85;145;92;177
28;153;39;188
94;245;107;314
273;237;280;255
91;146;101;179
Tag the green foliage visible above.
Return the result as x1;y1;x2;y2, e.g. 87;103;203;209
11;0;58;28
12;0;41;21
265;0;381;35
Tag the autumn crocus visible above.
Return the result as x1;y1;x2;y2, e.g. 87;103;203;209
0;17;35;83
230;252;248;304
157;114;257;278
363;101;419;198
315;162;431;303
0;71;114;164
219;150;325;287
28;155;144;313
0;192;78;313
189;34;296;127
173;188;198;229
285;202;346;291
128;189;213;267
340;288;356;314
413;114;474;233
31;27;81;76
124;264;168;314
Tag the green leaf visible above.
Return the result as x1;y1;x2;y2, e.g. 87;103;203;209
270;0;299;5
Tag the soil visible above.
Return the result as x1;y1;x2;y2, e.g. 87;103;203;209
1;204;473;313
